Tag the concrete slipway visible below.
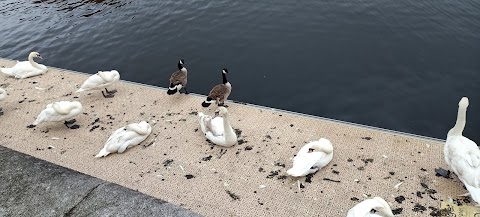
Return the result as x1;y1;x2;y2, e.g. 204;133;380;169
0;58;471;216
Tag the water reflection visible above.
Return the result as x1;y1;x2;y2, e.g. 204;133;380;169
0;0;129;17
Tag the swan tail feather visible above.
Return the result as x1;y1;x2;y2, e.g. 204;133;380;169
202;97;213;107
465;182;480;204
95;148;110;158
32;115;44;126
0;68;14;76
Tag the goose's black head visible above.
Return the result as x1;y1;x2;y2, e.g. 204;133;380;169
177;59;185;69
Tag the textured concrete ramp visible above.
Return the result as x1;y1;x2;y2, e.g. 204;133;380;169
0;58;472;216
0;146;201;217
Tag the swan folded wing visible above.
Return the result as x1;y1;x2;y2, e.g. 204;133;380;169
198;113;210;134
105;129;139;153
347;198;386;217
209;117;224;136
290;152;323;173
205;131;225;145
2;61;36;77
125;123;151;135
453;155;480;188
78;74;108;91
52;102;75;115
97;71;116;81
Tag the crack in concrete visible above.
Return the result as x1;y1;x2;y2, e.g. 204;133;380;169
63;183;103;216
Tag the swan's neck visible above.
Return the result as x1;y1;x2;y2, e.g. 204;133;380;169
222;114;236;141
449;104;467;137
28;54;41;69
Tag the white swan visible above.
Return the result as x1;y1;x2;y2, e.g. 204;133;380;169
95;121;152;158
444;97;480;204
198;106;237;147
287;138;333;177
347;197;394;217
0;88;6;101
76;70;120;98
0;88;6;114
28;101;82;128
1;52;48;79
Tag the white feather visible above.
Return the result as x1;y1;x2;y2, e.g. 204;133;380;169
444;97;480;205
1;52;48;79
0;88;6;101
95;121;152;158
76;70;120;92
287;138;333;177
32;101;82;126
347;197;394;217
198;107;237;147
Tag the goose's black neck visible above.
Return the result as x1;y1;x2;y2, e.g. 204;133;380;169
222;72;228;84
177;63;184;70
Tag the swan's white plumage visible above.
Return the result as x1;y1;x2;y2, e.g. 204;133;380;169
198;107;237;147
287;138;333;177
95;121;152;158
347;197;394;217
32;101;82;126
1;52;48;79
444;97;480;204
0;88;6;101
76;70;120;92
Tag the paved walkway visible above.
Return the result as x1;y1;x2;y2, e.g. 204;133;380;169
0;58;471;216
0;146;201;217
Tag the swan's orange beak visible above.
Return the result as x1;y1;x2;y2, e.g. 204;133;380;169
38;55;43;59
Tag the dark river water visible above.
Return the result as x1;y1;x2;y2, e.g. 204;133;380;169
0;0;479;141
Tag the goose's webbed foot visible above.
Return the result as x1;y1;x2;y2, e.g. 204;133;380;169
180;88;189;94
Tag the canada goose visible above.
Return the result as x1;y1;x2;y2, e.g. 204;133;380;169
202;69;232;107
27;101;83;129
347;197;394;217
167;59;188;95
95;121;152;158
76;70;120;98
1;52;48;79
444;97;480;204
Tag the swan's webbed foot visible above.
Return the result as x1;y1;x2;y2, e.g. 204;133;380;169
64;119;79;129
102;90;115;98
218;102;228;107
105;88;117;94
27;124;36;128
64;119;76;125
102;88;117;98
